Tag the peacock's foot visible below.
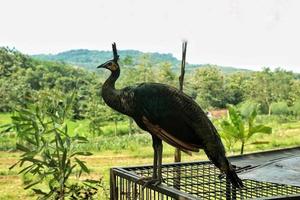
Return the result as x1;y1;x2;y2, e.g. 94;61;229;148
136;176;164;189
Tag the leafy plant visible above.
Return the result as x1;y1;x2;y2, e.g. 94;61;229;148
67;178;108;200
219;105;272;154
10;91;95;199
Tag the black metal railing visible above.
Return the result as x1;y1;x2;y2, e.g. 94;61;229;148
110;160;300;200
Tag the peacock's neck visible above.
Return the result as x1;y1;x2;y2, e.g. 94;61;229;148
101;69;124;114
103;68;120;90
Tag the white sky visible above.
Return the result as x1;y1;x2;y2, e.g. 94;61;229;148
0;0;299;72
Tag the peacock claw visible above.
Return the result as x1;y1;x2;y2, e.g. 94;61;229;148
136;177;164;189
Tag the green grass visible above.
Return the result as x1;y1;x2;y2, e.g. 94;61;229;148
0;148;207;200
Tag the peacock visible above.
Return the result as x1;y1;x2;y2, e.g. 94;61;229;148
97;43;243;188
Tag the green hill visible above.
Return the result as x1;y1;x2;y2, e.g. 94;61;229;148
32;49;251;73
33;49;179;70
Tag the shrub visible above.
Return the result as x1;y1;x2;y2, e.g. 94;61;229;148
10;91;98;200
271;101;290;115
290;101;300;117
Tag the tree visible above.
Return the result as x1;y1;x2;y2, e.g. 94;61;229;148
191;66;226;109
224;72;248;105
0;47;34;76
136;54;154;82
244;68;275;115
0;47;100;114
157;61;176;86
120;55;134;66
272;68;294;104
25;67;45;90
0;69;33;112
219;105;272;154
244;68;293;115
289;79;300;104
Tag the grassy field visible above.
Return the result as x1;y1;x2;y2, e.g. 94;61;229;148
0;146;207;200
0;113;300;199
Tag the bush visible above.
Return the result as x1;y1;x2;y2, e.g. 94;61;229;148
290;101;300;117
271;101;290;115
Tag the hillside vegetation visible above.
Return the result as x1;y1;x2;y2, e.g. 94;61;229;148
1;46;300;199
1;46;300;155
32;49;251;73
1;47;300;122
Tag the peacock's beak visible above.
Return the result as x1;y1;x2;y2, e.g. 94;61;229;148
97;63;105;68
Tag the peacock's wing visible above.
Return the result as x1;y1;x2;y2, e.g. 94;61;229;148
132;83;242;188
141;115;200;153
133;83;220;152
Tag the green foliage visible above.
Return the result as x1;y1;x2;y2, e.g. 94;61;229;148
191;66;226;109
291;101;300;117
289;80;300;104
224;72;248;105
0;47;98;113
1;46;300;148
10;92;96;199
0;47;34;76
244;68;295;114
157;62;176;86
271;101;290;115
219;105;272;154
2;47;299;121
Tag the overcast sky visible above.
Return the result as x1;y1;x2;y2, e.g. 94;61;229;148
0;0;299;72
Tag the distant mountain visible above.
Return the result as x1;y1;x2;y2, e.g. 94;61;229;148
33;49;180;70
32;49;251;73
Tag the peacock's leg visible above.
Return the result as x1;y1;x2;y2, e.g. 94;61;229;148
138;136;163;188
156;137;163;183
152;136;159;179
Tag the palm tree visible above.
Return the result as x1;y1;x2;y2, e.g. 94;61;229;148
220;105;272;154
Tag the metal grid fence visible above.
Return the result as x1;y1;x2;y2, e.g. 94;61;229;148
110;161;300;200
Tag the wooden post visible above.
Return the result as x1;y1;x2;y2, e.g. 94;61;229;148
179;41;187;92
175;41;187;163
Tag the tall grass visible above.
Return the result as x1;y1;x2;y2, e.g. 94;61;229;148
77;134;151;152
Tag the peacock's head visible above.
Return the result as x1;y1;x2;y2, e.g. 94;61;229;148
97;59;119;71
97;43;120;72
